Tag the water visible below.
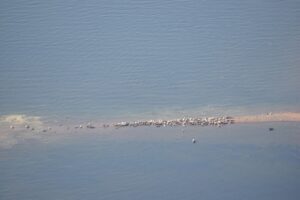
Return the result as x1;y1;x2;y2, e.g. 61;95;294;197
1;0;300;120
1;0;300;199
1;123;300;199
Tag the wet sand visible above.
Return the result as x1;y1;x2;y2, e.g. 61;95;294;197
234;112;300;123
0;112;300;149
1;112;300;130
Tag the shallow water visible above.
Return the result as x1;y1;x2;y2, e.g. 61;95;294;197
1;123;300;200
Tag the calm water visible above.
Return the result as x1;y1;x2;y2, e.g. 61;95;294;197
1;0;300;199
1;0;300;120
1;123;300;200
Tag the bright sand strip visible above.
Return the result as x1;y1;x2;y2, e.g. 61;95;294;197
234;112;300;123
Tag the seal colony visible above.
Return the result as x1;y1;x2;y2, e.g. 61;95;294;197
111;116;234;128
2;112;300;149
1;115;235;132
77;112;300;129
2;112;300;132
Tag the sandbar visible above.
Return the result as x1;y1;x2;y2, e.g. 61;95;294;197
233;112;300;123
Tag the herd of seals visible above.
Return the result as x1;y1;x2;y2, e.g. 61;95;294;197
111;116;234;128
8;116;235;132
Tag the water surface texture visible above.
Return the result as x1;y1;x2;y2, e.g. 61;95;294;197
1;1;300;199
1;0;300;120
1;123;300;200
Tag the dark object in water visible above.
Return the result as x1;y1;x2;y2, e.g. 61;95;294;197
87;125;95;129
269;128;274;131
86;122;95;129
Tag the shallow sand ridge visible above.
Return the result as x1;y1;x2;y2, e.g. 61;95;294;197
1;112;300;130
0;112;300;149
234;112;300;123
111;112;300;128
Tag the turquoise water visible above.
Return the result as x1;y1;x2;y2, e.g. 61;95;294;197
1;0;300;120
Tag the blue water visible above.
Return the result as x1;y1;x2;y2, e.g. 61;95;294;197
1;123;300;200
1;0;300;119
1;1;300;199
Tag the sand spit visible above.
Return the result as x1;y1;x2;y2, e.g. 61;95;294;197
1;112;300;131
110;112;300;128
0;112;300;149
0;114;43;127
112;116;234;128
233;112;300;123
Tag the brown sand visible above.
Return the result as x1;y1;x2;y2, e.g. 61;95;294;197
234;112;300;123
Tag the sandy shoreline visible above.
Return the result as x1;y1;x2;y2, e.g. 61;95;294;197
233;112;300;123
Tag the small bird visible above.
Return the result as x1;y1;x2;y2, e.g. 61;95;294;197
192;138;196;143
